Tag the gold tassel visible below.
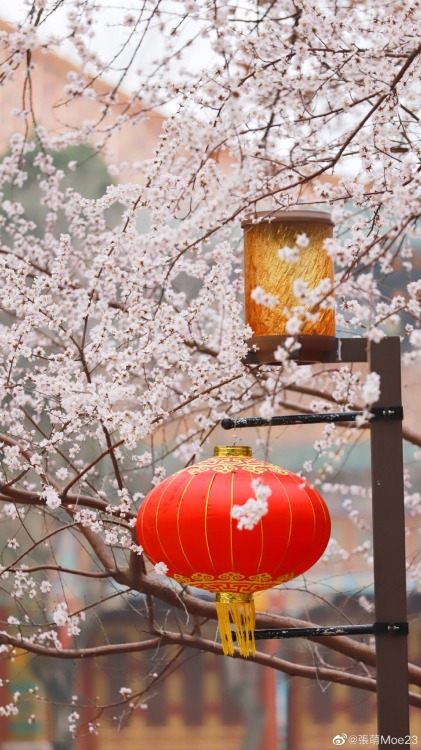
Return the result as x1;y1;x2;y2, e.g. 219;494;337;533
215;592;256;657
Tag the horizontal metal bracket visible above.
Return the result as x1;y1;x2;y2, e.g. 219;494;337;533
221;406;403;431
249;622;409;640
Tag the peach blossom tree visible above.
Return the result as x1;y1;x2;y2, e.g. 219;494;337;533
0;0;420;738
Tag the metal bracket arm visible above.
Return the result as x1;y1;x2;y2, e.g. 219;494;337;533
221;406;403;431
248;622;409;641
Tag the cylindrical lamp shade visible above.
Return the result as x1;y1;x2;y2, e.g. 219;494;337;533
136;446;331;657
243;210;335;337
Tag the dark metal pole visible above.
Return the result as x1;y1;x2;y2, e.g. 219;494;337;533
370;338;409;742
251;622;408;640
222;411;363;429
221;406;403;431
236;335;409;737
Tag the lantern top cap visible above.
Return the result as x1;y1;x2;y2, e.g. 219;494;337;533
214;445;253;457
241;210;333;227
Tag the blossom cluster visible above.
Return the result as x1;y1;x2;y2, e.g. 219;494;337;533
231;479;272;530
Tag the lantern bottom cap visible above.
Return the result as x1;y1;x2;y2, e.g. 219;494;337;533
216;592;254;604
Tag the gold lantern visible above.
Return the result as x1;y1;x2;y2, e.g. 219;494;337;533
242;210;335;348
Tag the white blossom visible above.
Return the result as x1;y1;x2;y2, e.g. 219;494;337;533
3;504;19;520
277;245;300;262
250;286;279;309
285;316;302;335
231;479;271;531
361;372;381;406
295;233;310;249
56;467;69;480
154;562;169;576
3;445;22;471
68;711;80;737
292;279;309;301
42;486;61;510
52;603;69;627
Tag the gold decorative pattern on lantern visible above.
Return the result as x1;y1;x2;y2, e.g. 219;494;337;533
173;571;295;593
186;456;289;476
219;572;245;582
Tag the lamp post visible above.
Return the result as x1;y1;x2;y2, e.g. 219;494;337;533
230;210;410;744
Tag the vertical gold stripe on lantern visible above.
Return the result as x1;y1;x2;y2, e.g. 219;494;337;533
242;210;335;337
230;472;235;570
288;472;317;561
257;509;264;575
270;471;293;578
175;475;197;571
204;473;217;572
153;473;187;573
246;468;264;575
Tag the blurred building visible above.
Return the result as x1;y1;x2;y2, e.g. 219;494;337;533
0;644;52;750
285;594;421;749
74;597;277;750
0;20;164;179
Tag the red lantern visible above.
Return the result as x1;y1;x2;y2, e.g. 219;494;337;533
136;446;331;657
